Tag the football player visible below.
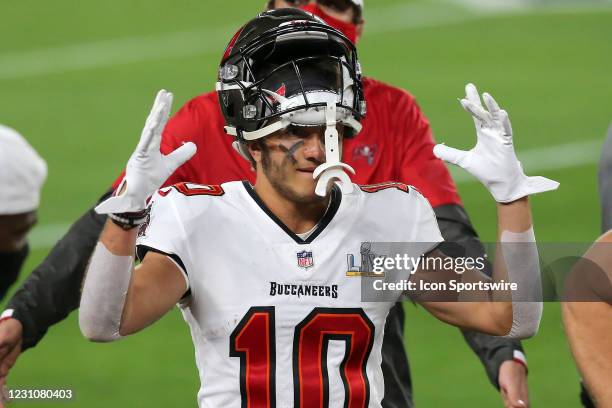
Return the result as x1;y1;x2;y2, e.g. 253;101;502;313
79;10;556;407
561;231;612;407
0;3;532;408
599;124;612;232
0;125;46;299
562;124;612;407
0;124;46;401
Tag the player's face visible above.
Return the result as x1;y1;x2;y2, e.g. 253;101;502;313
272;1;356;24
252;125;344;204
0;211;37;252
273;0;310;9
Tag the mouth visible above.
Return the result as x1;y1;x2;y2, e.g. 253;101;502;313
297;167;317;174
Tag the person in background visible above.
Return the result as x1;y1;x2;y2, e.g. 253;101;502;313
562;124;612;407
0;124;46;300
0;124;46;403
599;124;612;233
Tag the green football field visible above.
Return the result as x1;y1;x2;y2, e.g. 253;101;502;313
1;0;611;406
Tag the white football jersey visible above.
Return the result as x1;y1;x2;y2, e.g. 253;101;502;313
136;180;443;408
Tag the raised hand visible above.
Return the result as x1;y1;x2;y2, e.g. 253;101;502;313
95;90;196;215
433;83;559;203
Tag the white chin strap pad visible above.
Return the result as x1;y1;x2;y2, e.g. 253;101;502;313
314;102;355;196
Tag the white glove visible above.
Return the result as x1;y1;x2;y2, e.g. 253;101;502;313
433;83;559;203
96;90;197;214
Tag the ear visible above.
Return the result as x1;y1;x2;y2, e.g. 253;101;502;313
248;141;263;165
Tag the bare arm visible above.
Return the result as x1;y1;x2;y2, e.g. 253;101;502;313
435;204;526;393
121;250;187;335
415;198;533;336
100;219;187;336
562;230;612;406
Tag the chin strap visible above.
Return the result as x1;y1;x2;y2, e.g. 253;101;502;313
313;102;355;197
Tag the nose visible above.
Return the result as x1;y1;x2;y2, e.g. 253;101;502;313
302;131;326;162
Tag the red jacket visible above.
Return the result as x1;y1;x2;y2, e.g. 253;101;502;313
114;77;461;208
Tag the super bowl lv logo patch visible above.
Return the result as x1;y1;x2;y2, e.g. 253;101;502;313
346;242;385;277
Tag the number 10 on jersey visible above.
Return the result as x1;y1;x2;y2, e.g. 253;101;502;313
230;307;375;408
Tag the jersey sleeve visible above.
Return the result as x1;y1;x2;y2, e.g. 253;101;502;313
136;190;191;291
394;92;462;208
411;186;444;250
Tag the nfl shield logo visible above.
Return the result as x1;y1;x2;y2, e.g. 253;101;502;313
296;250;314;269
